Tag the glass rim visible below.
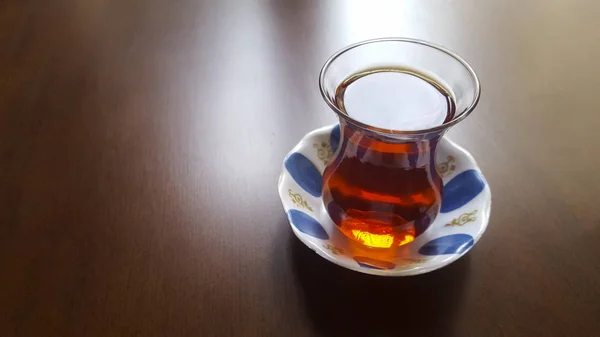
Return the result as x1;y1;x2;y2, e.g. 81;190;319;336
318;37;481;136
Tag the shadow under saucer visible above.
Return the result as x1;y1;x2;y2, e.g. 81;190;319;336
290;236;471;337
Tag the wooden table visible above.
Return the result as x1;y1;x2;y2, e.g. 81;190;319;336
2;1;599;336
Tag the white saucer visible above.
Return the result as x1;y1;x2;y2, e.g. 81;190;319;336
278;124;491;276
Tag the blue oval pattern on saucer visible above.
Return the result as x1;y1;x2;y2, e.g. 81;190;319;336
441;170;486;213
284;153;322;197
286;209;329;240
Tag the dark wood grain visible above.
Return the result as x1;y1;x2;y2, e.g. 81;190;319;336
1;1;599;336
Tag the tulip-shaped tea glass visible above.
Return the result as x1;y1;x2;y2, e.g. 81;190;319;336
319;38;480;249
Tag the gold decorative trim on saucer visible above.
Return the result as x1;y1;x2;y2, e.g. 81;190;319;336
398;258;430;266
313;141;333;165
436;156;456;177
445;210;477;227
288;189;313;211
322;244;344;255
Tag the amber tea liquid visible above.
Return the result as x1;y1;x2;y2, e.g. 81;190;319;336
322;68;455;248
